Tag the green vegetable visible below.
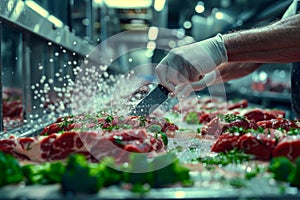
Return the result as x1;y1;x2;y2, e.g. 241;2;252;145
288;157;300;188
0;152;23;187
218;114;245;123
0;151;192;194
152;153;190;188
139;116;147;127
184;112;199;124
61;154;104;193
123;153;191;189
245;166;262;180
124;154;152;185
229;178;246;188
268;157;295;182
158;132;168;146
287;128;300;136
22;162;64;185
197;149;251;166
100;157;122;186
105;115;114;123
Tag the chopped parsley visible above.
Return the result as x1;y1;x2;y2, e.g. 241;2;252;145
196;149;252;166
138;116;147;127
58;119;74;129
218;114;246;123
287;128;300;136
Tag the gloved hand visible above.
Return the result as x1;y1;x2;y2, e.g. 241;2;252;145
155;33;228;95
174;63;262;97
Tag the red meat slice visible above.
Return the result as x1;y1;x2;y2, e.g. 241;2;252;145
40;122;81;136
237;131;277;161
0;137;16;154
243;108;286;122
272;136;300;161
211;133;240;152
2;100;23;117
257;118;299;131
50;132;89;160
243;109;265;122
228;99;248;110
201;115;257;137
90;129;165;163
13;134;58;162
40;134;58;159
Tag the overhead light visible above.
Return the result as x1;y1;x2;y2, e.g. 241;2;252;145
215;11;224;20
104;0;152;8
195;1;205;14
154;0;166;12
183;21;192;29
25;0;49;18
10;1;24;21
48;15;63;28
147;41;156;50
148;26;158;40
93;0;103;6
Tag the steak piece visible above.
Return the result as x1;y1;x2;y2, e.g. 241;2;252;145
0;136;16;154
237;131;278;161
211;133;240;152
49;132;89;161
272;135;300;161
242;108;285;122
13;134;58;162
257;118;299;131
201;114;257;138
90;129;164;163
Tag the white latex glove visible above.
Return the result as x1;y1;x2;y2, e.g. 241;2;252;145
155;33;228;95
175;62;262;97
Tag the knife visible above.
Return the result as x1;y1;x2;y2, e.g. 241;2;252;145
129;84;171;116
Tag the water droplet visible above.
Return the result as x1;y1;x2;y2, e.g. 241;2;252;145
128;58;133;62
49;79;54;84
62;49;67;53
54;52;59;56
103;72;109;78
48;42;52;46
49;58;54;63
38;65;44;70
73;41;77;45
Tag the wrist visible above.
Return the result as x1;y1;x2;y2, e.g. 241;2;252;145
196;34;228;73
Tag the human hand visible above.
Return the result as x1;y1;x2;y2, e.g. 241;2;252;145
155;34;228;94
174;62;262;97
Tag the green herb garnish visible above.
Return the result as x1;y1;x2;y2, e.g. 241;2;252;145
197;149;252;166
218;114;246;123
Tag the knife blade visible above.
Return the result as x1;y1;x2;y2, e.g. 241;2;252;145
129;84;170;116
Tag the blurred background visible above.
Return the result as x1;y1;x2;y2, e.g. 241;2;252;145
0;0;294;132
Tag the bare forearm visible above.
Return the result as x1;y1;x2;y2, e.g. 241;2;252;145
224;14;300;63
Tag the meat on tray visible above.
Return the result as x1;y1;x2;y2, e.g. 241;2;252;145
209;115;300;161
0;129;165;163
0;114;175;163
1;96;300;164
